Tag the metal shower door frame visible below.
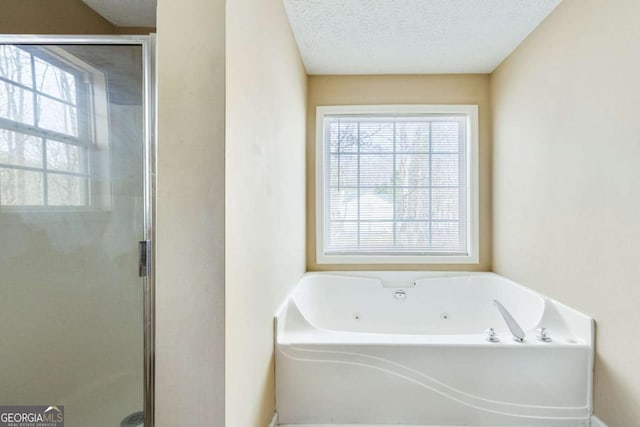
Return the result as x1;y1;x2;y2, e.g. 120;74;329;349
0;34;156;427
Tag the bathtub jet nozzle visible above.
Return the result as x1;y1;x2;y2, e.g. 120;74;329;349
493;299;526;342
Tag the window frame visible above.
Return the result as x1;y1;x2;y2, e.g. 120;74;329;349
0;45;111;212
315;104;479;264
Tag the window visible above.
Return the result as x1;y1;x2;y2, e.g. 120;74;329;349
316;105;479;264
0;45;104;209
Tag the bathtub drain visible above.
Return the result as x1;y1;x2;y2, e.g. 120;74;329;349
121;411;144;427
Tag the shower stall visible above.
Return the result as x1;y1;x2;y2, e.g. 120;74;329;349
0;36;155;426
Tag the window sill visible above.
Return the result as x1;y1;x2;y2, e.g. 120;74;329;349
317;253;480;264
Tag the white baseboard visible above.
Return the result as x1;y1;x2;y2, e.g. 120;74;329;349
268;412;278;427
591;415;608;427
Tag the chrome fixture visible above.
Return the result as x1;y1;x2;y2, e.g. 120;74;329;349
393;290;407;300
121;411;144;427
485;328;500;343
537;327;552;342
493;299;525;342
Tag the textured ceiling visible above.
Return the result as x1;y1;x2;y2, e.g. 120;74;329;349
82;0;156;27
283;0;561;74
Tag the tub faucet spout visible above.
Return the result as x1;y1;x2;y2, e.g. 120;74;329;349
493;299;525;342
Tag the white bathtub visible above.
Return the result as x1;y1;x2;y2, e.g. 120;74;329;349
275;272;594;427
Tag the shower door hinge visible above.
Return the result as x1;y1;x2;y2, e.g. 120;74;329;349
138;240;151;277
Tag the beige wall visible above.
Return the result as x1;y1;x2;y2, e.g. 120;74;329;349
226;0;307;425
491;1;640;425
155;0;225;425
307;75;492;271
0;0;155;35
0;0;114;34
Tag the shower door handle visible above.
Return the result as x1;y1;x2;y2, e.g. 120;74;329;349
139;240;151;277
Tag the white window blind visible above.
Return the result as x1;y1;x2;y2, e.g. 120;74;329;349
321;111;472;259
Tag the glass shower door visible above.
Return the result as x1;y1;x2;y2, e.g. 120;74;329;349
0;39;152;427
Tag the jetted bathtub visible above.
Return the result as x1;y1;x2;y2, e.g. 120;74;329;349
275;272;594;427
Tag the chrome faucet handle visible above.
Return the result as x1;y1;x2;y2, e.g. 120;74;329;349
536;327;552;342
485;328;500;343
